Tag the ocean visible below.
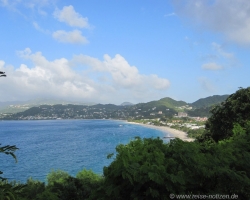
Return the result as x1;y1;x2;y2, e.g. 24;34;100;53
0;119;168;183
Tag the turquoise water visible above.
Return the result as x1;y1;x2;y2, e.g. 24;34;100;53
0;120;168;183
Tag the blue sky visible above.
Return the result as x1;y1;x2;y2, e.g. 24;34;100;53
0;0;249;104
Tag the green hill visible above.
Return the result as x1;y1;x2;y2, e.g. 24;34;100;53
187;106;213;117
191;95;229;108
1;95;231;119
0;99;96;114
136;97;187;110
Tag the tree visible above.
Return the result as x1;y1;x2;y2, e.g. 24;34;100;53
46;170;70;186
198;87;250;142
76;169;103;198
97;137;209;199
45;169;103;200
0;145;19;180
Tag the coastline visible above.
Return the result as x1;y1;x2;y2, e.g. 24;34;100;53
127;121;194;142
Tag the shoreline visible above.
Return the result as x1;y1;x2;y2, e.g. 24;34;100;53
126;121;194;142
0;118;194;142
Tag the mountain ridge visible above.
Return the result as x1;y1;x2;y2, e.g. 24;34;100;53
190;95;229;108
0;95;229;115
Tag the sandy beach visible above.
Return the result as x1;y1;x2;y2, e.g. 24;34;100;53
127;122;194;142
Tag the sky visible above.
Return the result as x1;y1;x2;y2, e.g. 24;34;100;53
0;0;250;104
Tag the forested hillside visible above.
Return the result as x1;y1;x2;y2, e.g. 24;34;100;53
0;95;229;120
190;95;229;108
138;97;187;109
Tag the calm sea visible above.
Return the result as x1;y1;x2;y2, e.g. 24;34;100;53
0;119;169;183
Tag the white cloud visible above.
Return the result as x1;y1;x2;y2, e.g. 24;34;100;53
211;42;234;59
172;0;250;45
211;42;237;68
202;62;223;70
149;74;170;90
0;60;5;68
33;22;42;31
52;30;88;44
164;12;176;17
53;5;90;28
201;42;236;70
1;49;96;101
0;49;170;104
73;54;170;90
33;22;50;34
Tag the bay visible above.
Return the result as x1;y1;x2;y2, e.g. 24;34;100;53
0;119;167;183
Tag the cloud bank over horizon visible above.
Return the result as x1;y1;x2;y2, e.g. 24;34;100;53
0;48;170;104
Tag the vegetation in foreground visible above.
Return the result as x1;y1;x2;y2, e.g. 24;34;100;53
1;87;250;199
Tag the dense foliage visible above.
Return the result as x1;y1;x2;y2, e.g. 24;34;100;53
94;126;250;199
187;106;212;117
198;87;250;142
1;87;250;199
0;144;20;200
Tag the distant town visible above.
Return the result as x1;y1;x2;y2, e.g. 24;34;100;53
1;103;207;121
0;95;229;138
